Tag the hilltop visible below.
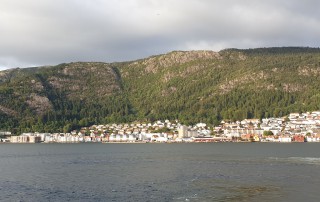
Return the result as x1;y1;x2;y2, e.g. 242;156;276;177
1;47;320;133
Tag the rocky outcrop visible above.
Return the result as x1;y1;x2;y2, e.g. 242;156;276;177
141;50;222;74
26;93;53;115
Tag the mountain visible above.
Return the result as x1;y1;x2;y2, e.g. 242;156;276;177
1;47;320;133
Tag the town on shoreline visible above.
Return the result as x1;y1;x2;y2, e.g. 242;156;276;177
1;111;320;144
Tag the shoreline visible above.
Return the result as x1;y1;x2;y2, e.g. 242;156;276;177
1;141;313;144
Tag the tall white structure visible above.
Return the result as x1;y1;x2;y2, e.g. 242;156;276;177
178;125;188;138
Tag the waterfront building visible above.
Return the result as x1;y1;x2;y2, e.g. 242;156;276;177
29;136;41;143
10;135;29;143
306;135;320;142
279;136;292;143
178;125;188;138
187;130;198;138
293;135;305;142
128;134;136;142
0;131;11;136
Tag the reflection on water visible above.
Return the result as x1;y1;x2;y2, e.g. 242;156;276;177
0;143;319;201
173;180;282;202
269;157;320;165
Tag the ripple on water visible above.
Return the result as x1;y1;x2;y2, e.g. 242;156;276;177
1;143;320;201
269;157;320;165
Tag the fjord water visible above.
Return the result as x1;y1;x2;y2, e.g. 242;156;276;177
1;143;320;202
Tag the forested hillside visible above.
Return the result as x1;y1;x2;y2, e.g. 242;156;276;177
1;47;320;134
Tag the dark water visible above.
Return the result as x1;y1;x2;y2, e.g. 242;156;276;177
1;143;320;202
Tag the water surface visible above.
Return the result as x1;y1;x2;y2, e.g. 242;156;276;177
0;143;319;201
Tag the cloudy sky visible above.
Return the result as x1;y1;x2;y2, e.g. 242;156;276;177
1;0;320;70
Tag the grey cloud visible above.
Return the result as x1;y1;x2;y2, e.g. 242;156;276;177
1;0;320;70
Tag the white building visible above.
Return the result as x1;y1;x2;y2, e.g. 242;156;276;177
279;136;292;143
178;125;188;138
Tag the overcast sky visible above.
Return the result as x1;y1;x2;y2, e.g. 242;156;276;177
1;0;320;70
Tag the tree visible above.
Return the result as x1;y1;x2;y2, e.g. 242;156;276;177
153;127;171;133
263;130;274;136
63;124;72;133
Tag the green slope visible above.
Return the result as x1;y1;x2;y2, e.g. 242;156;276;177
119;47;320;124
1;47;320;133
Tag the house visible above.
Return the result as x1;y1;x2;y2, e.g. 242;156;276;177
84;136;92;142
128;134;136;142
122;134;128;142
306;135;320;142
242;119;260;125
108;134;116;142
279;136;292;143
10;135;29;143
264;136;278;142
293;135;305;142
289;113;300;120
29;136;41;143
241;134;252;141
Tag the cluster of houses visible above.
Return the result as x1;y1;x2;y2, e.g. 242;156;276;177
2;120;211;143
2;111;320;143
218;111;320;142
6;132;104;143
96;120;212;143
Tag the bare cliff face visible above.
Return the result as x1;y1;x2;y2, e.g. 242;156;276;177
140;50;222;74
26;93;53;115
